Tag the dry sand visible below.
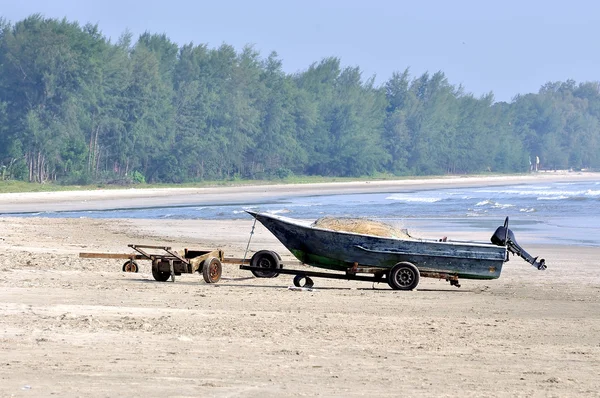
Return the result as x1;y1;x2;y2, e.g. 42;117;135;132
1;175;600;397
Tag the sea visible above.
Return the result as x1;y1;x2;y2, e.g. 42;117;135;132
3;179;600;247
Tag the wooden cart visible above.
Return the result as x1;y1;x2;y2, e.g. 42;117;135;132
80;244;225;283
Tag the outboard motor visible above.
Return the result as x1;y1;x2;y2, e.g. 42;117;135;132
491;217;547;270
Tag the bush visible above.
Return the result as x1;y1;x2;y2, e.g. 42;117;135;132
275;167;293;179
59;171;93;186
132;170;146;184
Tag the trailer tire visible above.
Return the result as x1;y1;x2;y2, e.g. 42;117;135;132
250;250;281;278
152;261;171;282
202;257;222;284
152;269;171;282
122;260;139;273
387;262;420;290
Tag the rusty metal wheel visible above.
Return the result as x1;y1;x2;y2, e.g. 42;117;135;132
202;257;222;283
122;260;139;273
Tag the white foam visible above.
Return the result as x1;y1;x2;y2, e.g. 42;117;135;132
266;209;290;215
482;188;599;198
386;194;441;203
537;196;569;201
475;199;514;209
492;203;515;209
289;203;324;207
520;208;536;213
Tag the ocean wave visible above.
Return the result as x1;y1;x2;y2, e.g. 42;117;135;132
537;196;569;201
288;203;324;207
520;208;536;213
265;209;291;215
236;207;290;215
159;213;186;219
528;186;552;190
477;188;600;198
478;189;566;196
474;199;514;209
20;212;43;216
386;194;441;203
536;189;600;200
467;208;488;215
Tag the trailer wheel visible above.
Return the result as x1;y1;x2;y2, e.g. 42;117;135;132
122;260;139;273
387;262;420;290
293;275;314;288
250;250;281;278
152;261;171;282
152;269;171;282
202;257;222;284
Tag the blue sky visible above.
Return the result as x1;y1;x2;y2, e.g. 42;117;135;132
3;0;599;102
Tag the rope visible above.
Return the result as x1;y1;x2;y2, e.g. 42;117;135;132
242;216;258;264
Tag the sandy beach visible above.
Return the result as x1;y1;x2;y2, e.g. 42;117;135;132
1;174;600;397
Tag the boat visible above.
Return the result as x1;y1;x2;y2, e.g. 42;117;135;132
243;211;546;290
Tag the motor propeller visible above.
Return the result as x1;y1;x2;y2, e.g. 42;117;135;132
491;217;547;270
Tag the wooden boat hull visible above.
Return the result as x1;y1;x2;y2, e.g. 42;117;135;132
247;211;507;280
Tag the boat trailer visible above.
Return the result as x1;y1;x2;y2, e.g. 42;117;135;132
239;256;461;290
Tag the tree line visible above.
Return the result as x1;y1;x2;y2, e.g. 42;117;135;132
1;15;599;184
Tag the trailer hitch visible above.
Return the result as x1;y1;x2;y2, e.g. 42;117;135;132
491;217;547;270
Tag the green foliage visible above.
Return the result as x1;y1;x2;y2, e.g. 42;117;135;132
275;167;293;179
132;170;146;184
59;170;93;186
1;15;599;185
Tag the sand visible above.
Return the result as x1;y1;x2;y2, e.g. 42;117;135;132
1;174;600;397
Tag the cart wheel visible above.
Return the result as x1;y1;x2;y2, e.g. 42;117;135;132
250;250;281;278
122;260;139;273
202;257;222;284
387;262;420;290
293;274;314;288
151;262;171;282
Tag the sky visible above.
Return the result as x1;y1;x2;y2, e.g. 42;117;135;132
2;0;599;103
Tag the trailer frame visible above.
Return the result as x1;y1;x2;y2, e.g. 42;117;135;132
240;260;461;289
